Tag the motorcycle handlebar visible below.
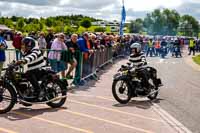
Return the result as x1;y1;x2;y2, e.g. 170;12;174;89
7;60;22;71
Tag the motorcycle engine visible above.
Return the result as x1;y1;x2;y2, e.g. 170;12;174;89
135;81;151;96
18;82;34;98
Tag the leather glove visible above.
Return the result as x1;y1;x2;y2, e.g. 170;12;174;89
15;60;26;65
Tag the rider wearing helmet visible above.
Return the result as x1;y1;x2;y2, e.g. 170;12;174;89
16;37;45;98
129;42;147;66
128;42;150;90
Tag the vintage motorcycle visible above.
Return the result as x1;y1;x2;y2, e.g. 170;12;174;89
112;64;163;104
0;61;67;114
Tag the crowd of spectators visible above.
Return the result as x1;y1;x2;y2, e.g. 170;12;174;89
1;28;200;85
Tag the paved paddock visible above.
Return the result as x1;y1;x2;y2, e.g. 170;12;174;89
0;58;187;133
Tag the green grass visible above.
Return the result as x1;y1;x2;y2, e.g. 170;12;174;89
192;55;200;65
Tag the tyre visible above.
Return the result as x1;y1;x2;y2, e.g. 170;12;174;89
147;78;158;100
112;80;132;104
46;80;67;108
0;83;17;114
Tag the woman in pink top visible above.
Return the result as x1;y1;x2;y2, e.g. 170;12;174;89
48;33;68;79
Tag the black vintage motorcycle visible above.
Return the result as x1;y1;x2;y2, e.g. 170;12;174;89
0;61;67;114
112;64;162;104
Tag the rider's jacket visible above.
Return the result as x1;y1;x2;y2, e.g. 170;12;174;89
128;52;147;67
22;47;45;71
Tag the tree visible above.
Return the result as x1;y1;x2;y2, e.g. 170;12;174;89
45;18;53;27
151;9;165;35
11;16;17;22
143;13;154;33
24;23;40;32
129;19;143;33
80;18;91;30
0;17;5;24
16;18;25;31
179;15;199;36
94;27;106;32
53;26;63;33
4;19;14;28
32;18;39;24
64;26;76;34
143;8;180;35
162;9;180;35
39;22;44;30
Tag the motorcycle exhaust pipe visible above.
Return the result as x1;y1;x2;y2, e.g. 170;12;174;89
18;95;67;105
147;88;160;97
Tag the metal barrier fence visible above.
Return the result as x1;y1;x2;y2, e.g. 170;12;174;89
80;46;113;81
2;44;127;86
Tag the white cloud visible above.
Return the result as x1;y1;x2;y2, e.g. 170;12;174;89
0;0;200;21
123;0;182;11
59;0;70;5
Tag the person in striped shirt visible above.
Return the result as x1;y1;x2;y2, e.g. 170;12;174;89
16;37;45;98
128;42;150;90
129;42;147;67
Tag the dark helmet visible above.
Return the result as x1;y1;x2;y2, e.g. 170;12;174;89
22;37;36;51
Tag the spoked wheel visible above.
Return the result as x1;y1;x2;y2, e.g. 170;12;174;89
112;80;132;104
0;84;16;114
46;80;67;108
147;78;158;100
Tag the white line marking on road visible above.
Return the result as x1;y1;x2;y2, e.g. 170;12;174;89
69;94;192;132
69;99;164;123
69;94;115;102
151;103;193;133
0;128;17;133
12;111;93;133
63;110;154;133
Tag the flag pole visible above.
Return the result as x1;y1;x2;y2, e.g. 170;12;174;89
119;0;126;36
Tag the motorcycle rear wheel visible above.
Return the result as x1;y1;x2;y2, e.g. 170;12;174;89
147;79;158;100
46;80;67;108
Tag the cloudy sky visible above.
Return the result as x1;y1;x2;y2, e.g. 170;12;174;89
0;0;200;21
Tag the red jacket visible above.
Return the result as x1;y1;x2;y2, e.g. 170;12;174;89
12;35;22;49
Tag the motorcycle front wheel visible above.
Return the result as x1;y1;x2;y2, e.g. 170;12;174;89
0;82;17;114
112;80;132;104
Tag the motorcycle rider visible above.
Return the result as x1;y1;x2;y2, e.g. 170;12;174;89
160;38;168;58
16;37;45;98
172;38;182;57
128;43;150;91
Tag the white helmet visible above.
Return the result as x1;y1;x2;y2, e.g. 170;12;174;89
130;43;141;52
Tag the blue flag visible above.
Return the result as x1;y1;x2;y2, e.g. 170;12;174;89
119;3;126;36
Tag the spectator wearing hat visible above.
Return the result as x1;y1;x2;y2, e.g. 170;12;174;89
12;32;23;61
